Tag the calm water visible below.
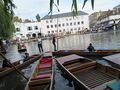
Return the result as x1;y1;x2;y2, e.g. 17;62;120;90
0;30;120;90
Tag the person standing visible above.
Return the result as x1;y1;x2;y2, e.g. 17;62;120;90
37;35;43;53
52;36;56;51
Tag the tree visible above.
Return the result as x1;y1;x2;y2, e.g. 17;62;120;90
36;14;41;22
49;0;94;15
0;0;16;39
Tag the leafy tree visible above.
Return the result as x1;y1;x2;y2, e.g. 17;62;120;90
0;0;16;39
49;0;94;15
36;14;41;22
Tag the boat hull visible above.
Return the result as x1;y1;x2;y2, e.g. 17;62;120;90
25;56;54;90
52;50;120;57
0;54;41;78
55;54;120;90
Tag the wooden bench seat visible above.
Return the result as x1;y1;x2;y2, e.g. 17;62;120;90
32;73;51;80
68;61;96;72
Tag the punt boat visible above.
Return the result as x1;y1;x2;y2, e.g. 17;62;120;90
52;49;120;57
103;53;120;68
0;54;41;78
55;54;120;90
25;56;54;90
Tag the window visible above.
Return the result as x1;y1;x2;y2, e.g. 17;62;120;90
48;31;50;34
70;22;72;26
78;27;80;30
74;28;77;30
63;29;65;31
27;27;32;30
34;26;38;30
62;23;65;27
66;23;69;26
69;18;72;20
66;18;68;21
59;30;61;32
52;31;54;33
55;24;57;27
47;25;49;28
50;20;52;23
78;22;80;25
16;28;20;32
59;24;61;27
81;21;84;24
51;25;53;28
71;29;73;31
74;22;76;25
46;20;48;23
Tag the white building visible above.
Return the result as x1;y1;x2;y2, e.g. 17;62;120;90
14;11;89;39
41;11;89;36
14;22;41;39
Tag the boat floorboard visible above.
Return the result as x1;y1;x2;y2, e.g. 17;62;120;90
74;68;115;89
65;61;89;69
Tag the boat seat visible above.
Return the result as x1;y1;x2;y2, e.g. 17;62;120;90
32;73;51;80
38;63;51;69
38;70;52;74
68;61;96;72
38;57;52;69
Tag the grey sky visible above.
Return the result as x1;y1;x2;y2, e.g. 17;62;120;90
13;0;120;20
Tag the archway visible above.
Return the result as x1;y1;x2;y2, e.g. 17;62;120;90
32;33;36;38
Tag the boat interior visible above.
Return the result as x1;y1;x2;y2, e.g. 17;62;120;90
28;56;52;90
66;61;120;90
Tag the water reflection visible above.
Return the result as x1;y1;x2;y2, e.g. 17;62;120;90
0;61;37;90
1;30;120;90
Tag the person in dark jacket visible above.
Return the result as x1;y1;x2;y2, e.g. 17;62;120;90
87;43;95;52
52;36;56;51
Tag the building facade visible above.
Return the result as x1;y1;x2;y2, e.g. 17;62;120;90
14;11;89;39
41;11;89;36
13;22;41;39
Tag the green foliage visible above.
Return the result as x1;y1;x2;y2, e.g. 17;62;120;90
49;0;94;15
71;0;77;16
0;0;15;39
36;14;41;22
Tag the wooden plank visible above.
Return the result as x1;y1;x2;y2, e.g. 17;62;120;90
56;54;85;64
103;53;120;65
68;61;96;72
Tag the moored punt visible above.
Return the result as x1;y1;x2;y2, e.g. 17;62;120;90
103;53;120;68
55;54;120;90
0;54;41;78
18;48;27;52
25;56;54;90
52;49;120;57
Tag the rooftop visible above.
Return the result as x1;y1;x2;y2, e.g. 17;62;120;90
113;4;120;9
41;11;88;20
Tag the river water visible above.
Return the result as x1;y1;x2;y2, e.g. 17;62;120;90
0;30;120;90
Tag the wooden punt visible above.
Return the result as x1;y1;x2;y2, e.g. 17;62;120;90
52;49;120;57
25;56;54;90
55;54;120;90
0;54;41;78
18;48;27;52
103;53;120;68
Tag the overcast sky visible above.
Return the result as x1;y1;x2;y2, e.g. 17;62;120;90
13;0;120;20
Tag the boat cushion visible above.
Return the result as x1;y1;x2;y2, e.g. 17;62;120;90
32;73;51;80
38;58;52;69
